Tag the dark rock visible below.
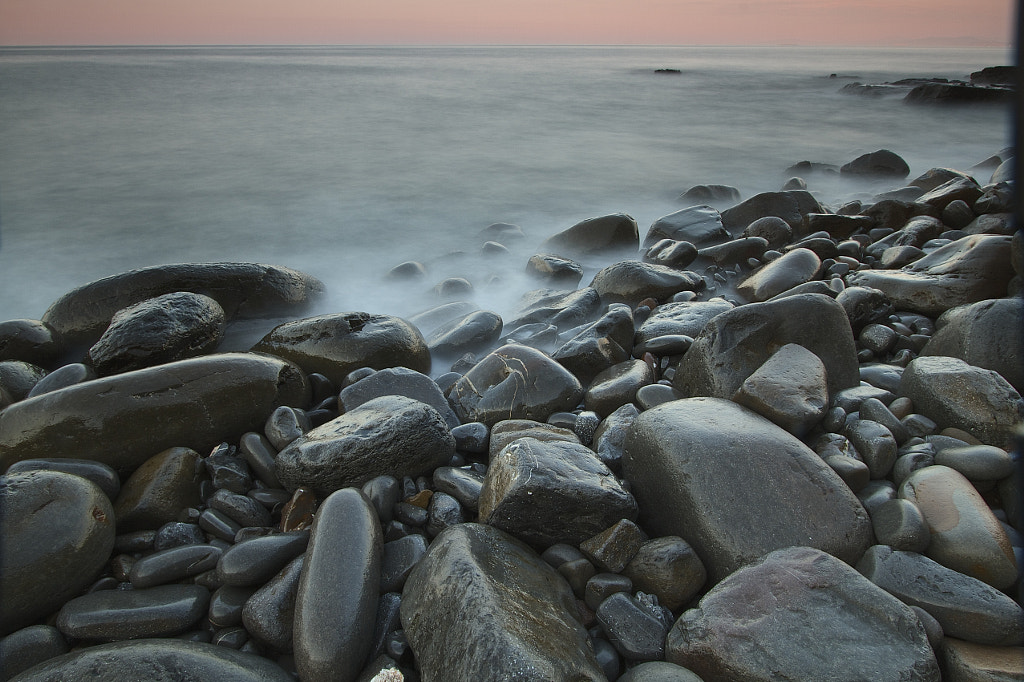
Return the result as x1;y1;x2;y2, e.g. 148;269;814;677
130;544;222;589
720;190;823;232
208;488;273;528
425;310;503;359
252;313;429;387
400;523;605;680
645;206;729;248
87;292;226;375
24;362;94;399
742;216;792;249
242;554;304;652
835;286;895;333
113;447;204;532
801;213;874;240
552;304;634;385
678;185;740;206
934;444;1014;482
41;263;323;348
426;490;465;536
634;298;733;346
450;421;489;453
905;82;1013;105
840;149;910;178
635;383;684;410
5;458;120;501
448;344;583;427
622;398;873;582
584;359;656;418
339;366;460;429
208;585;254;628
665;546;939;681
0;360;47;403
488;419;579;459
592;403;640;472
915;176;984;211
643;239;699;270
0;353;309;475
939;638;1024;681
57;584;210;641
275;395;454;497
617;661;705;682
622;537;706;611
216;532;310;587
696;236;768;267
539;213;639;259
479;437;638;547
380;534;429;593
579;519;644;574
590;261;703;306
293;488;381;682
730;342;829;437
0;319;60;367
596;591;667;662
385;261;428;281
735;247;821;302
0;625;68;680
238;432;282;489
526;254;585;288
510;287;603;331
846;419;899;479
0;471;116;636
871;498;930;552
264;406;309;451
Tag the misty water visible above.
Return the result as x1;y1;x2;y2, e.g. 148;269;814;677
0;45;1013;331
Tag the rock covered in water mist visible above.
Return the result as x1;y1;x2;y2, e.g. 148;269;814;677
526;253;585;287
538;212;639;259
720;189;823;232
590;260;704;306
510;287;602;330
338;366;460;429
840;149;910;178
644;205;729;248
0;319;61;367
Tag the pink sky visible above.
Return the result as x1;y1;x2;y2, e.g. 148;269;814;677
0;0;1014;46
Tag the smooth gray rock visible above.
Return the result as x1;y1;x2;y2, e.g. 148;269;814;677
590;261;703;306
871;498;930;553
644;206;728;248
8;638;293;681
857;545;1024;646
432;466;485;514
242;554;304;652
634;299;733;347
591;402;640;472
509;288;603;331
425;310;503;359
23;363;93;399
623;398;872;581
56;585;210;641
526;254;585;288
643;239;699;270
0;625;68;680
113;447;204;533
736;248;821;302
380;534;430;593
552;305;634;385
0;471;116;636
0;319;60;367
216;532;310;587
836;286;895;333
730;343;828;437
447;345;583;427
934;444;1015;482
263;405;309;451
579;519;644;574
339;366;460;429
846;419;899;479
596;592;667;662
666;546;939;681
0;361;47;403
0;353;310;475
585;359;656;418
5;458;120;501
208;488;272;528
400;523;605;682
487;419;579;459
275;395;454;496
252;313;430;387
622;537;707;611
840;149;910;178
479;437;638;547
293;488;382;682
539;213;639;259
617;661;705;682
697;236;769;267
720;190;823;231
129;544;222;589
743;215;792;249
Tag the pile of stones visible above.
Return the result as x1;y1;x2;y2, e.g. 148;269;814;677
0;149;1021;682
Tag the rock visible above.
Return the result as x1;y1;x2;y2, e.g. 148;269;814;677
846;234;1014;317
673;293;859;401
596;591;668;662
735;248;821;302
915;176;984;211
538;213;639;259
617;661;705;682
56;585;210;641
386;261;427;281
696;236;768;267
905;82;1013;105
551;305;634;385
0;320;60;367
720;190;823;232
836;286;895;333
487;419;579;459
112;447;204;532
400;523;605;681
293;488;382;682
898;355;1024;448
590;261;703;306
623;398;872;581
939;638;1024;682
0;625;68;680
921;298;1024;393
622;537;707;611
242;554;304;651
0;361;48;405
801;213;874;240
509;287;603;331
275;395;455;497
899;465;1018;589
339;366;460;429
0;471;116;636
447;344;583;427
634;299;733;347
840;149;910;178
678;185;741;206
730;343;829;437
644;206;729;248
857;545;1024;646
870;498;930;552
846;419;899;479
9;638;293;681
432;466;484;513
41;263;323;348
424;310;503;359
579;519;644;574
23;363;93;399
479;437;638;547
934;444;1015;482
525;254;585;288
5;458;120;501
584;359;656;418
87;292;226;375
665;546;939;681
643;240;699;270
129;543;222;589
0;353;309;475
252;313;429;387
592;403;640;472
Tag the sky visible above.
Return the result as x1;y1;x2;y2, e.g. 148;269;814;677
0;0;1015;47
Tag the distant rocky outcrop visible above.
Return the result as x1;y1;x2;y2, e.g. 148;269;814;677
839;66;1014;105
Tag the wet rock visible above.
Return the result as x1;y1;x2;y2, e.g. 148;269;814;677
617;661;705;682
846;419;898;479
0;319;60;367
0;361;47;403
0;471;116;636
673;293;859;401
871;498;930;552
479;437;638;547
585;359;656;418
238;432;282;489
23;363;93;399
0;353;309;475
678;184;741;205
735;248;821;302
592;403;640;472
905;82;1013;105
9;638;293;681
424;310;503;359
208;585;254;628
720;190;823;232
243;554;304;652
840;149;910;178
293;488;382;682
41;263;323;348
87;292;226;375
275;395;454;497
129;544;222;589
216;532;310;587
263;406;309;451
579;519;644;574
801;213;874;240
622;537;707;611
836;286;895;333
447;344;583;427
450;421;489;454
5;458;120;501
645;205;729;248
623;398;872;582
939;638;1024;682
915;176;983;211
590;261;703;307
339;366;460;430
898;355;1024;448
208;488;272;528
509;287;602;331
113;447;204;533
539;213;639;259
552;305;634;385
634;298;733;347
934;444;1015;483
596;591;668;662
696;236;768;267
57;584;210;641
665;546;938;681
487;419;579;459
252;313;429;387
380;534;430;593
730;343;829;437
899;465;1018;589
857;545;1024;646
0;625;68;680
400;523;605;681
526;254;585;288
643;239;699;270
742;216;792;249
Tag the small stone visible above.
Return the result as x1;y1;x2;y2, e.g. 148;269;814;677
265;406;310;451
622;536;707;611
242;554;304;652
579;519;645;574
871;498;930;553
595;591;667;662
280;488;317;532
57;584;210;641
730;343;829;437
846;419;899;479
934;444;1015;482
216;532;310;587
380;534;430;593
130;543;223;589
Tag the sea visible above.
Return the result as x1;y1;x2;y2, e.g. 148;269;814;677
0;45;1013;330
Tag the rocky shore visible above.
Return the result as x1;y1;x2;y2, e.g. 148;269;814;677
0;148;1022;681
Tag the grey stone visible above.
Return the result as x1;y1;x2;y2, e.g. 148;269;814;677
380;534;429;593
617;661;705;682
426;310;503;359
846;419;899;479
208;585;254;628
0;361;47;403
400;523;605;681
539;213;639;259
487;419;579;460
696;236;768;267
56;585;210;641
23;363;93;399
431;466;484;513
841;149;910;178
242;554;304;652
237;432;282;489
585;359;656;418
939;638;1024;682
871;498;931;553
592;403;640;472
590;261;704;307
916;175;983;211
836;286;895;333
622;537;707;611
643;239;699;270
426;491;465;537
730;343;828;437
509;287;602;331
635;383;684;410
859;397;910;443
0;625;68;680
585;573;633;612
5;458;120;501
216;531;309;587
742;215;792;249
596;592;667;662
0;319;60;367
264;406;309;451
129;544;223;589
645;206;728;248
113;447;204;532
736;248;821;302
450;422;488;454
526;254;585;288
934;444;1015;482
552;305;634;385
579;519;645;574
340;366;460;430
720;190;824;231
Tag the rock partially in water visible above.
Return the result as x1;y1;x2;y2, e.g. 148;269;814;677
720;190;823;232
526;254;585;288
339;366;460;429
538;213;639;259
590;260;704;306
510;287;603;331
644;206;729;248
840;149;910;178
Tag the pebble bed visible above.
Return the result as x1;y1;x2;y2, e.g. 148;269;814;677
0;148;1021;682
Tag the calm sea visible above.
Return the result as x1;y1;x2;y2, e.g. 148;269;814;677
0;46;1013;326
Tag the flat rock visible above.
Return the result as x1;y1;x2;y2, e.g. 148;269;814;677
114;447;203;533
730;343;828;437
252;313;430;386
622;398;872;582
644;206;728;248
56;585;210;641
509;288;603;331
939;638;1024;682
736;248;821;302
0;353;309;475
590;261;704;306
665;546;939;681
584;359;656;418
293;488;382;682
275;395;455;497
424;310;503;359
0;471;116;636
447;344;583;427
552;305;634;385
898;355;1024;447
479;437;638;547
41;263;323;348
400;523;605;681
339;366;460;429
634;299;733;347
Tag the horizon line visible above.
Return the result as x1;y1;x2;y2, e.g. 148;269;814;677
0;41;1012;49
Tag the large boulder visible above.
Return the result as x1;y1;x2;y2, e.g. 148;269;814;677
538;213;640;259
589;261;704;306
0;353;310;474
275;395;455;496
840;149;910;178
720;190;823;232
673;293;859;401
845;234;1014;317
252;313;430;386
41;263;323;348
665;547;939;681
634;298;733;347
644;206;729;248
622;398;873;582
400;523;606;681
